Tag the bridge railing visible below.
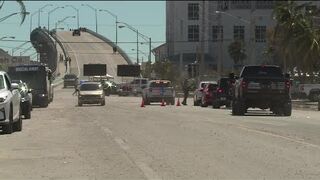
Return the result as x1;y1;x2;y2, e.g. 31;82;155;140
80;27;133;65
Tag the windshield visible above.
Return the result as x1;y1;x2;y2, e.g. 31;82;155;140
80;83;101;91
150;81;172;87
241;66;283;78
9;71;47;90
0;75;5;90
64;74;77;79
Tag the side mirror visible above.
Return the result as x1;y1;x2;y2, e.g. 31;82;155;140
11;83;19;90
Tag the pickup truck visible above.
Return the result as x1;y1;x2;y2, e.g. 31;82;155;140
231;65;292;116
142;80;175;105
298;83;320;101
0;71;22;134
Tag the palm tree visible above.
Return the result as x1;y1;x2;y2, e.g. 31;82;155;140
271;0;320;74
228;40;247;67
0;0;27;25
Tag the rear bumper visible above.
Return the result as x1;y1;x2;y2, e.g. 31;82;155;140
78;97;104;104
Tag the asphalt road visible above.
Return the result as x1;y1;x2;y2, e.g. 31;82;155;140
56;31;130;83
1;86;320;179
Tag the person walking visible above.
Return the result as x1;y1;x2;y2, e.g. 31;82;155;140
181;78;190;105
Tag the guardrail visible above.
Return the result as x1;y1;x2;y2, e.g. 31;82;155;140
80;27;133;65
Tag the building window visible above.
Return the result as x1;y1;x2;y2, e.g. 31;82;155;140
212;25;223;42
255;26;266;42
188;3;199;20
230;0;251;9
256;0;275;9
234;26;245;41
188;25;199;42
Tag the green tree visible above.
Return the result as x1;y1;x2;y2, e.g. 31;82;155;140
0;0;27;25
152;59;180;84
271;0;320;73
228;40;247;66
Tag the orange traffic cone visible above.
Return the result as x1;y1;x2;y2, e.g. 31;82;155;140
140;98;145;107
161;99;166;107
176;98;181;106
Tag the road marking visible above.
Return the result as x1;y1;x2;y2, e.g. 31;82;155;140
100;126;162;180
237;125;320;150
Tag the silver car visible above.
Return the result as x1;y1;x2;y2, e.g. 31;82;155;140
193;81;217;106
78;82;105;106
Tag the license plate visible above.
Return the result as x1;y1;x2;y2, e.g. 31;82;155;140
221;97;226;100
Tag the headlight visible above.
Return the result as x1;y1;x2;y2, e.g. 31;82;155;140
0;96;7;103
40;94;46;97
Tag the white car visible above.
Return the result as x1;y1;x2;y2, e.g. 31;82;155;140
0;71;22;134
193;81;217;106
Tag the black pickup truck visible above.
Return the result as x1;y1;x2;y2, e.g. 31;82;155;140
231;65;292;116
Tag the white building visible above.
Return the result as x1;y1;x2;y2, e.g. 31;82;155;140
153;0;320;75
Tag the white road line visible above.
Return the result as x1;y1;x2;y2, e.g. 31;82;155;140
101;127;162;180
237;125;320;150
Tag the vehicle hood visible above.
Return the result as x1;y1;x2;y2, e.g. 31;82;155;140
0;89;9;98
79;90;103;95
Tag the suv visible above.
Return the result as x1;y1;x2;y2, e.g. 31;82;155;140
72;29;81;36
200;82;218;107
193;81;217;106
212;77;234;108
12;80;32;119
142;80;175;105
63;73;78;88
0;71;22;134
231;65;292;116
78;82;105;106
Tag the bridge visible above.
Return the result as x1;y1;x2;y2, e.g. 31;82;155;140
30;27;133;83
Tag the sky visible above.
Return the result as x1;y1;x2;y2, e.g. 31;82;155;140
0;1;166;62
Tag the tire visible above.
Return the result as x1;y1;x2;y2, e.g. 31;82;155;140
309;92;320;102
78;101;82;106
3;106;13;134
232;100;238;115
144;98;150;105
225;101;231;108
200;97;208;107
232;99;245;116
212;100;220;109
25;109;31;119
14;109;22;132
101;100;105;106
283;102;292;116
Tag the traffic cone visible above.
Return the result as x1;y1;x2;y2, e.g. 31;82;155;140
140;98;145;107
176;98;181;106
161;99;166;106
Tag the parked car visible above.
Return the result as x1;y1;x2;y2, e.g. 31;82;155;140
298;83;320;102
0;71;22;134
101;80;118;96
72;29;81;36
130;78;148;95
11;80;32;119
63;73;78;88
193;81;217;106
117;82;132;96
200;82;218;107
142;80;175;105
78;82;105;106
212;77;234;109
231;65;292;116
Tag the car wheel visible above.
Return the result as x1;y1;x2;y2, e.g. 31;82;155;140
212;100;220;109
144;98;150;105
101;100;105;106
283;102;292;116
14;109;22;132
25;108;31;119
78;101;82;106
201;97;208;107
309;92;319;102
3;106;13;134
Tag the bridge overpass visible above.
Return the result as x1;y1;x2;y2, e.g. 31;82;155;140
56;30;132;83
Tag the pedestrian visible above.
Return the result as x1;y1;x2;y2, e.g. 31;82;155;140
72;83;79;96
181;78;190;105
68;57;72;67
64;59;68;72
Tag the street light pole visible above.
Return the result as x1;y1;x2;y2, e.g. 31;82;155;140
48;6;64;31
99;9;118;46
82;4;98;33
38;4;53;27
66;5;80;29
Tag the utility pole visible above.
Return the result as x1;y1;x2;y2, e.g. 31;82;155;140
218;12;223;77
199;0;205;80
137;30;139;64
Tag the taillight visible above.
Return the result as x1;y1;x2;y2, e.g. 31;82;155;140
241;81;248;89
285;80;290;90
217;88;223;93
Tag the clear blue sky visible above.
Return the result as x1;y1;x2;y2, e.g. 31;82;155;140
0;1;165;62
